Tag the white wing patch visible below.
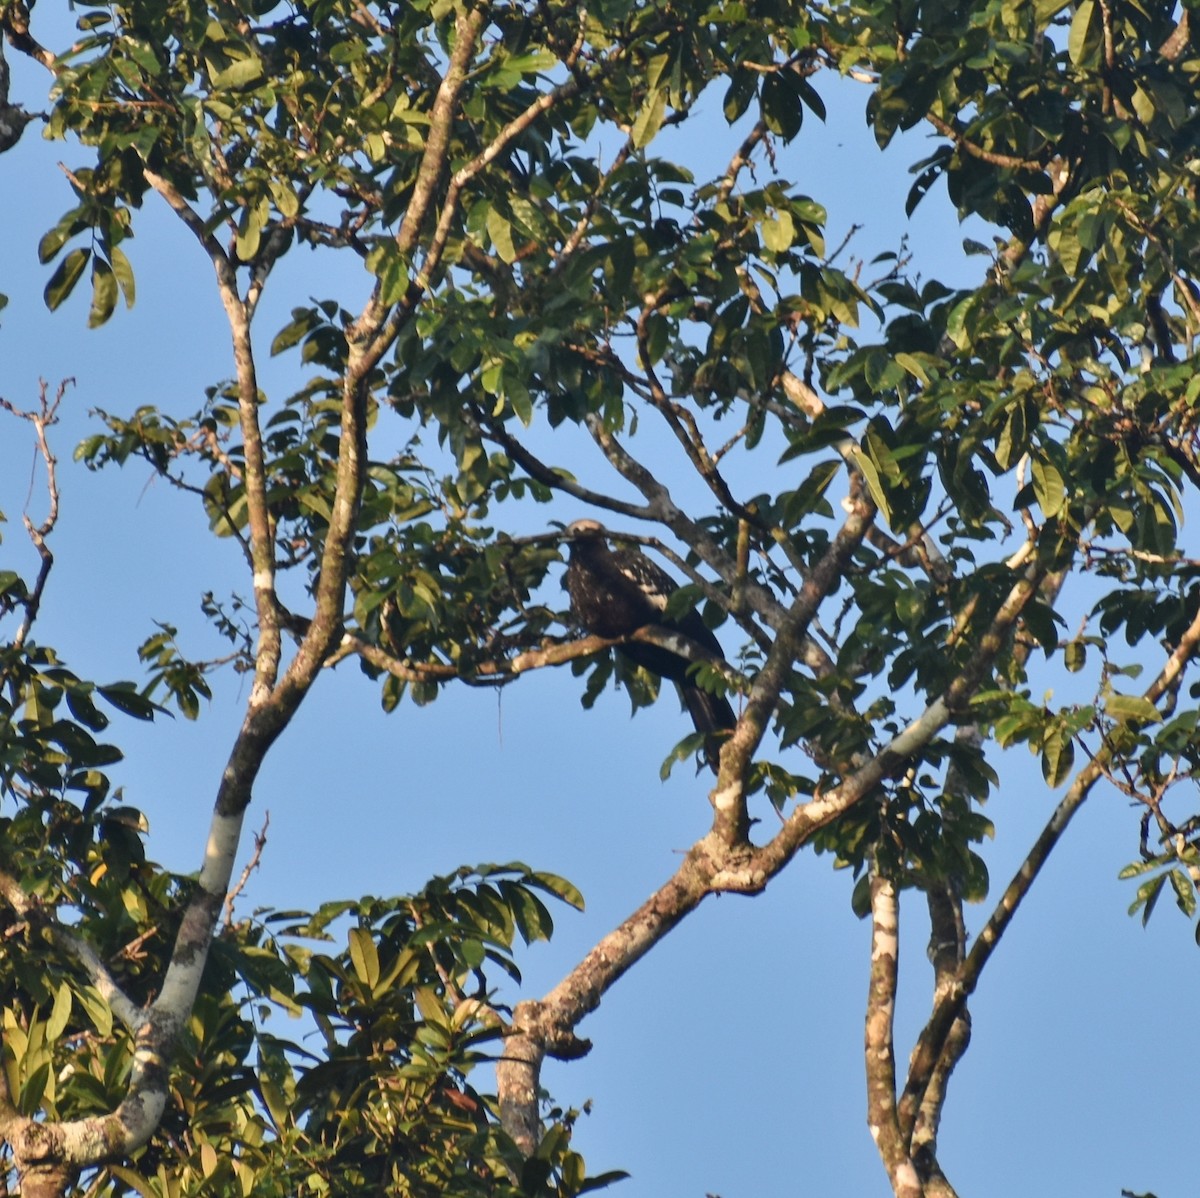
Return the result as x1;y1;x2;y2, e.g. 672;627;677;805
614;553;673;611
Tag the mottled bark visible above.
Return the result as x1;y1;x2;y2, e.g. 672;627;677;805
864;870;923;1198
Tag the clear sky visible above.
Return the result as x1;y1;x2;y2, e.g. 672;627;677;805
1;17;1197;1197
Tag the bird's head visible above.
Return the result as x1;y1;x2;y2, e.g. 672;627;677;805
564;518;606;538
564;518;608;549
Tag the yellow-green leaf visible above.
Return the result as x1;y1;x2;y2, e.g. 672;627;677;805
848;445;892;524
212;55;264;90
762;212;795;254
46;982;72;1042
1068;0;1097;66
1106;693;1160;725
76;984;113;1037
1030;458;1065;517
109;245;136;309
894;352;929;385
486;207;517;263
347;926;379;989
109;1165;162;1198
631;89;667;149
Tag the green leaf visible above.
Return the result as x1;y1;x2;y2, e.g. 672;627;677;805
762;71;803;140
269;179;300;219
347;926;380;989
109;245;137;309
531;870;585;911
236;204;264;260
579;1170;633;1193
1106;693;1160;725
412;985;446;1026
893;352;929;386
850;872;871;919
1040;730;1074;788
944;295;974;350
486;207;518;264
109;1166;162;1198
88;259;118;328
38;219;75;264
1133;872;1167;925
1030;458;1065;517
258;1070;292;1132
631;89;667;149
1068;0;1098;67
76;985;113;1037
18;1062;50;1115
44;248;91;311
762;211;795;254
211;55;265;90
46;982;72;1042
796;76;826;122
1169;869;1196;918
98;684;157;720
848;446;892;523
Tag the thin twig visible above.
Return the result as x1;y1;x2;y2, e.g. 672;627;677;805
0;380;70;654
223;812;270;928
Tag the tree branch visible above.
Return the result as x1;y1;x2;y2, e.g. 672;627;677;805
898;594;1200;1133
864;867;922;1198
0;869;145;1034
0;380;68;656
498;496;879;1142
466;400;656;521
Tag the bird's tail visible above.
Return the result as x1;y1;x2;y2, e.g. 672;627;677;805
680;684;736;775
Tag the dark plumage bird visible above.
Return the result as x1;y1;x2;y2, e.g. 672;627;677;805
564;519;735;769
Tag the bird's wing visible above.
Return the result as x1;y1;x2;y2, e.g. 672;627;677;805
609;547;678;613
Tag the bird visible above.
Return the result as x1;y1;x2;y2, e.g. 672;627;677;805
563;519;735;770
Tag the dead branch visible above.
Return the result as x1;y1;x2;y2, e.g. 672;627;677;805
223;812;270;928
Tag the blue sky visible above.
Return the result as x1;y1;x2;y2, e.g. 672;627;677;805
2;17;1197;1197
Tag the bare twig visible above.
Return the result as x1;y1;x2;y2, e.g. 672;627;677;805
223;812;270;928
0;380;70;654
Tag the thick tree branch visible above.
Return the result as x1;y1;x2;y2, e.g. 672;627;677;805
865;868;922;1198
909;883;968;1198
905;734;977;1188
925;111;1044;171
714;118;768;208
141;166;283;705
710;496;877;839
467;401;656;521
392;6;488;263
344;624;745;690
499;842;715;1151
140;169;229;267
0;3;55;70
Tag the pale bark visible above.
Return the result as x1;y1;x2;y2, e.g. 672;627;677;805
864;870;923;1198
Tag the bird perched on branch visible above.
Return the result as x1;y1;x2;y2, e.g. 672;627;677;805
564;519;735;770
